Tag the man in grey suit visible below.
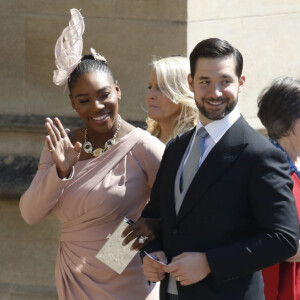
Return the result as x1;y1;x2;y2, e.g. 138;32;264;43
140;38;299;299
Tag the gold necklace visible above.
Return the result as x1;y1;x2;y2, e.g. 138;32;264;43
83;115;122;157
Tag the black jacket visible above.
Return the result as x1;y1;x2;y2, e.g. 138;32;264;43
142;116;299;300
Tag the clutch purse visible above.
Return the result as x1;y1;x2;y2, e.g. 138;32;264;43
96;218;138;274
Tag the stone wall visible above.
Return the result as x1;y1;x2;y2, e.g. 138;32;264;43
187;0;300;129
0;199;59;299
1;0;299;298
0;0;187;123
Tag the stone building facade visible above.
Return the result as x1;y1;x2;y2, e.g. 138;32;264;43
1;1;300;298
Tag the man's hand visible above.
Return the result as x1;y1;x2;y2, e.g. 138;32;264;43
142;251;168;282
163;252;211;286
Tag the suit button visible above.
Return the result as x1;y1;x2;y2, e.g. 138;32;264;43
172;229;178;235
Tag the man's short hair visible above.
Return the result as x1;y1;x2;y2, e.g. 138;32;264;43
257;76;300;140
189;38;243;78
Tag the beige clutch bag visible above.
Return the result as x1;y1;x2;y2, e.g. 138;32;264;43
96;218;138;274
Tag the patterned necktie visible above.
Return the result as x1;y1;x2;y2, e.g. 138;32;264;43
180;127;208;192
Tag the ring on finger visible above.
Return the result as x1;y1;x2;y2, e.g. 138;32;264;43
177;276;180;281
48;148;54;152
138;235;149;244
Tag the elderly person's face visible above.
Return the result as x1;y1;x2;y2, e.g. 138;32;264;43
257;77;300;142
146;70;182;123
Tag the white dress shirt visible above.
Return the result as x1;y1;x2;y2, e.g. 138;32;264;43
182;105;241;170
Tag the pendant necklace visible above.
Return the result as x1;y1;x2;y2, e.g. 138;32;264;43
83;115;122;157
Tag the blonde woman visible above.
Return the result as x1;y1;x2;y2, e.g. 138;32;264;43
122;57;198;251
146;56;198;143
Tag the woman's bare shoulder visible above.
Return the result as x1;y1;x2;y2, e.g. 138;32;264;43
118;121;136;137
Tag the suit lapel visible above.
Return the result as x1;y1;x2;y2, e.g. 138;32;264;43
162;129;195;223
176;117;248;224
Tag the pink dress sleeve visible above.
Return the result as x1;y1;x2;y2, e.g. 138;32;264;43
132;134;165;188
19;144;74;225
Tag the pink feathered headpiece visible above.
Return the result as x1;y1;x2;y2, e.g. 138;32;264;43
53;8;85;86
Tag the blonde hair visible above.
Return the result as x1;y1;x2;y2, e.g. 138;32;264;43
146;56;198;141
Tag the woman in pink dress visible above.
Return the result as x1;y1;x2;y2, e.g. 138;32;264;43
258;76;300;300
20;9;164;300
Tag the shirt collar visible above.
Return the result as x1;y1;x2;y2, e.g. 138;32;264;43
196;106;241;143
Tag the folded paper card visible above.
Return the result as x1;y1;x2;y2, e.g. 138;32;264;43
96;218;138;274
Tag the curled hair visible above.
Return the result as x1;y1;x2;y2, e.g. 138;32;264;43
189;38;243;78
257;76;300;140
146;56;198;140
68;54;115;93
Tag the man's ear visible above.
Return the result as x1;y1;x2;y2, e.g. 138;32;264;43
238;75;246;93
188;74;194;92
115;81;121;101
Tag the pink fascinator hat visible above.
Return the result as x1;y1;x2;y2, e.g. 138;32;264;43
53;8;85;86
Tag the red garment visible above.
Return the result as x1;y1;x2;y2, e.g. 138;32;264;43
262;172;300;300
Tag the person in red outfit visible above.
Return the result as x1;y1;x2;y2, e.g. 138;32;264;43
258;76;300;300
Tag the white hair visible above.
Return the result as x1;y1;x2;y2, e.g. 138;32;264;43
147;56;198;141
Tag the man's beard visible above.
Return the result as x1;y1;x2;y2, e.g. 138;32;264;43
196;96;238;121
